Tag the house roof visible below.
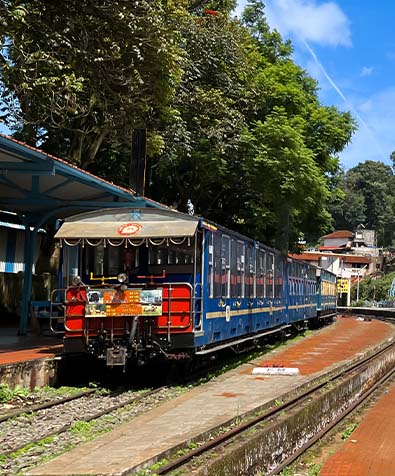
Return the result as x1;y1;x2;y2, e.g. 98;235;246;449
290;252;339;262
290;253;320;262
317;245;351;252
340;255;371;264
322;230;353;239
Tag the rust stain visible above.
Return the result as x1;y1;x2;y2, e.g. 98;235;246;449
214;392;245;398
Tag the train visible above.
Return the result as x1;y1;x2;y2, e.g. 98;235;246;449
51;206;337;367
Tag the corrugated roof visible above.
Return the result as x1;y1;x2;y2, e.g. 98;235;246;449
341;255;371;264
322;230;353;239
0;134;167;221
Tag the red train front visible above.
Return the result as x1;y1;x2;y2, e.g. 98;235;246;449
54;207;201;367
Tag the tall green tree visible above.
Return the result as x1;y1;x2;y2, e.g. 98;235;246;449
237;0;356;249
330;160;395;246
0;0;182;167
147;6;259;221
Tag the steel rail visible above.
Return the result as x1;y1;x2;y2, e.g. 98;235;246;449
0;388;97;423
269;364;395;475
1;386;166;457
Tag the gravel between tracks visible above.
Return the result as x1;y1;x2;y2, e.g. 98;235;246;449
0;386;186;476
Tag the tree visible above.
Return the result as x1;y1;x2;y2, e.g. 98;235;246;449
329;160;395;247
236;0;356;249
147;6;259;221
1;0;357;251
0;0;182;167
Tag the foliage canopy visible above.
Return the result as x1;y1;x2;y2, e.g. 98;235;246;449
0;0;356;249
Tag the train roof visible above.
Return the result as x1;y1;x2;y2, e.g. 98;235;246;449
55;207;284;257
55;207;199;240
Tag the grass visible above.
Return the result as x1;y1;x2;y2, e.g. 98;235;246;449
0;384;29;404
341;423;358;440
0;383;101;406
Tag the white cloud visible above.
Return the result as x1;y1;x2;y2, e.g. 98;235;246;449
360;66;374;77
265;0;351;47
358;100;373;113
236;1;352;47
235;1;351;47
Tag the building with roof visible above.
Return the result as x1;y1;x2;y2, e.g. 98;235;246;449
318;230;354;252
290;251;378;282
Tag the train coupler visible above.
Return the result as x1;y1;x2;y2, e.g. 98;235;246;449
106;346;127;366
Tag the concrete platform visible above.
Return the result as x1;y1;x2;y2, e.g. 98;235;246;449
0;327;62;388
28;317;395;476
320;379;395;476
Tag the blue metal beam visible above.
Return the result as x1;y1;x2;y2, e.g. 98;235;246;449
0;198;149;208
0;162;55;175
0;175;31;196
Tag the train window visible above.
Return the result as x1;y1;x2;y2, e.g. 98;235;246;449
256;250;265;298
213;232;222;298
245;245;255;298
148;240;197;269
231;239;237;297
120;248;139;273
274;259;283;298
208;233;214;298
266;253;274;298
237;241;245;298
222;235;231;298
108;246;122;275
85;245;139;277
93;245;105;276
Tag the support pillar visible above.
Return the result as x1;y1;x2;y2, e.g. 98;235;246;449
18;225;37;335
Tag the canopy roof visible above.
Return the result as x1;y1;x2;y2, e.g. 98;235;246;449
55;207;199;241
0;133;167;334
0;134;165;225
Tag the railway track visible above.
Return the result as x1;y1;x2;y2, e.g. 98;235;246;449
2;316;392;476
0;388;97;423
154;338;395;476
0;386;167;456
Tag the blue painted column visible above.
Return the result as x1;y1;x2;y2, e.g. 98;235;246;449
18;224;37;335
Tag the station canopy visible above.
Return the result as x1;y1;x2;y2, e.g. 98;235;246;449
0;133;165;226
0;133;167;334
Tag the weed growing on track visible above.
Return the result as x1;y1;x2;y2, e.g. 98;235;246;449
341;423;358;439
0;384;29;403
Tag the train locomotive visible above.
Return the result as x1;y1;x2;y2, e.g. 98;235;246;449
52;207;337;367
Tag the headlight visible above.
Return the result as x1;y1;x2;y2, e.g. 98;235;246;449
72;275;82;286
117;272;128;283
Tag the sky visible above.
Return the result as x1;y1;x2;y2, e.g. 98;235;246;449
235;0;395;170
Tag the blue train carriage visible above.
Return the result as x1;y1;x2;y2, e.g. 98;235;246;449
54;207;333;366
195;220;288;355
286;258;318;327
316;268;337;319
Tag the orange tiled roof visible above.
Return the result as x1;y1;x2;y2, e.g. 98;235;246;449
322;230;353;239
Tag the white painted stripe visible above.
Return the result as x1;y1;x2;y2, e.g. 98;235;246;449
206;306;286;319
